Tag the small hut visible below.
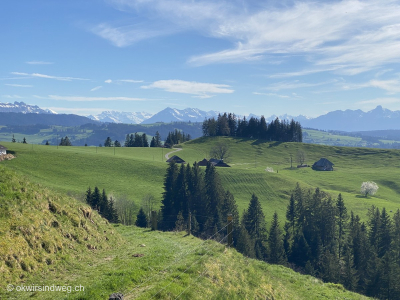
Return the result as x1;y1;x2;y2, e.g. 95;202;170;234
197;158;230;167
197;158;208;166
0;145;7;155
166;155;186;164
312;158;334;171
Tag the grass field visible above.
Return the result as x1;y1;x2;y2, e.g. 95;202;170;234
2;137;400;223
0;166;369;299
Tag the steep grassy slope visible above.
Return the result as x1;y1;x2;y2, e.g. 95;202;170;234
0;166;121;296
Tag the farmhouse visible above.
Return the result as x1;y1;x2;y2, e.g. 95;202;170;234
166;155;186;164
197;158;230;167
0;145;7;155
312;158;334;171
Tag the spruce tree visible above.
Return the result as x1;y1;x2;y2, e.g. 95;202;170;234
236;225;256;258
142;133;149;147
107;196;119;223
161;161;178;230
268;212;287;264
22;137;27;144
114;140;121;147
135;208;148;228
336;193;348;259
85;187;93;206
12;134;16;143
92;187;101;211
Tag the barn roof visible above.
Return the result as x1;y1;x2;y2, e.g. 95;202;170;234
209;158;231;167
166;155;186;163
313;158;334;167
197;158;208;166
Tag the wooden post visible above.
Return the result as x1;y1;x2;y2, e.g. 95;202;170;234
188;211;192;235
151;210;157;231
227;214;233;247
290;154;293;169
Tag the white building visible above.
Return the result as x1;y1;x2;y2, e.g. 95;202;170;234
0;145;7;155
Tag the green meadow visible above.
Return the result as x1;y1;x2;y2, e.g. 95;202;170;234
2;136;400;223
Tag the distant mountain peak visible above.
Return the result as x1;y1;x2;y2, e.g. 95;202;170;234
0;101;56;114
88;110;153;124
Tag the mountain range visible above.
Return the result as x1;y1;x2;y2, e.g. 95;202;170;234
2;101;400;132
0;101;56;114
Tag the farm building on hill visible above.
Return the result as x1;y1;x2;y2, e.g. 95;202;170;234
166;155;186;164
0;145;7;155
197;158;230;167
312;158;334;171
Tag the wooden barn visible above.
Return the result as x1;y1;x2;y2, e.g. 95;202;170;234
0;145;7;155
312;158;334;171
166;155;186;164
197;158;230;167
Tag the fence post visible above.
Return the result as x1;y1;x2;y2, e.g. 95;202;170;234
227;214;233;247
151;211;157;231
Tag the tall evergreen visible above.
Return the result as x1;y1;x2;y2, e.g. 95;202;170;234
204;162;224;232
160;162;179;230
92;187;101;211
336;193;348;258
268;212;287;264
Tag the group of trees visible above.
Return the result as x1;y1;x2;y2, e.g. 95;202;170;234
84;187;118;223
157;161;239;239
282;184;400;299
59;136;72;146
104;137;121;147
155;161;400;299
202;113;302;142
124;133;149;147
164;130;191;148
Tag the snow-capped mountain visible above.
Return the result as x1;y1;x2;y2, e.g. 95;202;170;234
141;107;219;124
88;111;153;124
0;101;56;114
248;113;311;123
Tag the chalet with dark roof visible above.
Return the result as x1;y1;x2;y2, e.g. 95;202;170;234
312;158;334;171
166;155;186;164
0;145;7;155
197;158;230;167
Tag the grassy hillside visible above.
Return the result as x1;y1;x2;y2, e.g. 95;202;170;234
2;136;400;224
0;164;369;299
0;166;121;296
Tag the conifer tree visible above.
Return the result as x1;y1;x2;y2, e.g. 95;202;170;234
336;193;348;259
236;224;256;258
160;161;178;230
378;207;393;258
85;187;92;206
22;137;27;144
268;212;287;264
135;208;148;228
92;187;101;211
142;133;149;147
104;137;113;147
12;134;16;143
150;137;156;147
204;162;224;231
107;196;119;223
114;140;121;147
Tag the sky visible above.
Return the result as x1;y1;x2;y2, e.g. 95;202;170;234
2;0;400;117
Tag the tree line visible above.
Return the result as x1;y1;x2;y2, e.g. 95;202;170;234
84;187;118;223
164;129;191;148
202;113;302;142
152;162;400;299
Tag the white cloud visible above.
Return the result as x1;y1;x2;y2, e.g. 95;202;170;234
141;79;234;98
253;92;289;98
5;84;33;88
264;80;335;91
2;95;23;99
26;61;53;65
105;79;112;83
11;72;88;81
357;97;400;105
90;86;103;92
339;78;400;93
34;95;146;102
91;23;174;47
104;0;400;74
119;79;144;83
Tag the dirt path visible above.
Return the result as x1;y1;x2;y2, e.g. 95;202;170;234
165;148;183;160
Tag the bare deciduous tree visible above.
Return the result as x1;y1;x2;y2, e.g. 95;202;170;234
141;194;157;223
210;142;231;162
296;150;307;166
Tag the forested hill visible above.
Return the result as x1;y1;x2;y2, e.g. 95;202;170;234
0;112;98;126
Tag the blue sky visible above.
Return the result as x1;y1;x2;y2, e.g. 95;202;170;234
2;0;400;117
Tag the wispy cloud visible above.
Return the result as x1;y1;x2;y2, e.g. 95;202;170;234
5;83;33;88
26;61;53;65
264;80;335;91
339;78;400;94
104;79;143;84
2;95;23;99
91;23;175;47
141;79;234;98
34;95;146;101
90;86;103;92
11;72;88;81
105;0;400;74
253;92;289;98
357;97;400;105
